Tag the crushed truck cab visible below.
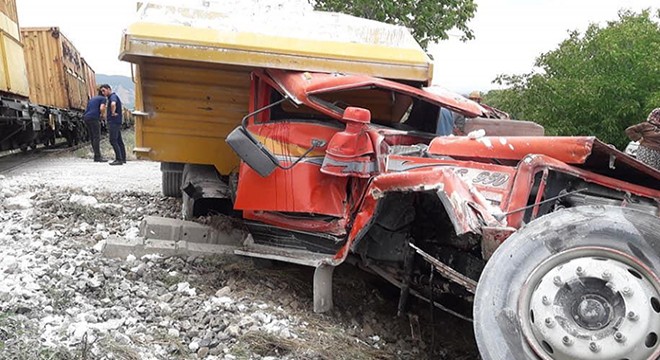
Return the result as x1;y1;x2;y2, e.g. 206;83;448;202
229;70;660;360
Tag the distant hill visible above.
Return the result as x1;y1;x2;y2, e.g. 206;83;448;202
96;74;135;109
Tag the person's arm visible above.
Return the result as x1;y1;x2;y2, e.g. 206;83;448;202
100;102;106;117
110;101;117;116
625;123;647;141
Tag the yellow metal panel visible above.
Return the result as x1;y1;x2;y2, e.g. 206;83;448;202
121;22;433;85
3;34;29;96
0;0;17;24
128;22;429;64
0;8;28;97
81;58;97;99
0;9;18;40
141;131;240;172
134;59;250;174
22;28;67;108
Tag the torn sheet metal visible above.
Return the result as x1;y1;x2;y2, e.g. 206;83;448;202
428;136;596;164
264;69;486;119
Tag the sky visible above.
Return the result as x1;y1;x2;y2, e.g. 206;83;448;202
430;0;659;93
16;0;659;94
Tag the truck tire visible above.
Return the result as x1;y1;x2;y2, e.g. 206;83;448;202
474;205;660;360
162;171;183;197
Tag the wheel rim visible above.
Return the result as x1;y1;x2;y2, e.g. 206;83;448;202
518;247;660;360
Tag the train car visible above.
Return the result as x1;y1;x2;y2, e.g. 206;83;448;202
21;26;95;146
0;0;32;150
0;0;97;152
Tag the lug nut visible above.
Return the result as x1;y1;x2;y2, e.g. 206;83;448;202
545;317;555;328
589;342;600;353
542;296;551;305
562;336;573;346
576;266;584;276
627;311;639;321
605;282;616;291
553;276;563;286
614;332;626;343
602;271;612;280
622;287;634;297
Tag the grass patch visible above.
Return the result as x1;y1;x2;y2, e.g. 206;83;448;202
0;313;76;360
96;337;142;360
75;128;136;161
45;199;122;225
45;288;75;311
234;329;393;360
237;331;296;357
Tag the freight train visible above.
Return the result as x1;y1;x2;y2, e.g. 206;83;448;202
0;0;96;152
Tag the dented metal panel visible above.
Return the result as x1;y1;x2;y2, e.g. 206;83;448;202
0;1;29;98
234;120;348;217
428;136;596;163
264;69;486;120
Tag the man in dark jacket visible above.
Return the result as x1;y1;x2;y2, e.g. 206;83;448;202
83;89;107;162
100;84;126;166
625;108;660;170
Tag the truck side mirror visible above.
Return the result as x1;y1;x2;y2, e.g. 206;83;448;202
226;126;279;177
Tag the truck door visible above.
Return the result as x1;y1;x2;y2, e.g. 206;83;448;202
233;72;350;220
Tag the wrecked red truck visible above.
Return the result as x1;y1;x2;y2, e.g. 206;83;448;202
119;3;660;358
225;69;660;360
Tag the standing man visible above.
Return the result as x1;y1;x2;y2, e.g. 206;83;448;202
83;89;107;162
100;84;126;165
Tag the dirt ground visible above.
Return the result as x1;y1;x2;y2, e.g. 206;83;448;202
0;141;480;359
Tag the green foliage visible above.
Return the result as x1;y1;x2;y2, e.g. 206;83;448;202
310;0;477;49
485;9;660;149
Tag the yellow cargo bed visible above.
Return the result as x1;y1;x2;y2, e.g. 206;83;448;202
120;1;433;174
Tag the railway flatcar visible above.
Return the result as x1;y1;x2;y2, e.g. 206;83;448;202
0;0;96;152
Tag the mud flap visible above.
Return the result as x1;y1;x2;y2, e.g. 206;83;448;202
181;164;233;219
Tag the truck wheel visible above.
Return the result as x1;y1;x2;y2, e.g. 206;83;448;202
474;205;660;360
161;162;184;198
162;171;183;197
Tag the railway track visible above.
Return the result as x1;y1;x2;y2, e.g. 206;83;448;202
0;140;90;174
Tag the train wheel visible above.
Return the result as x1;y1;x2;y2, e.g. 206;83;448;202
65;133;74;147
44;133;55;148
474;205;660;360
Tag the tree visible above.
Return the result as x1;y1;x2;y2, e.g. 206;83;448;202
310;0;478;49
485;9;660;149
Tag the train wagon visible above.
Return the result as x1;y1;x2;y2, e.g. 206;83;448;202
22;27;93;111
0;0;31;150
21;27;95;146
0;0;97;152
